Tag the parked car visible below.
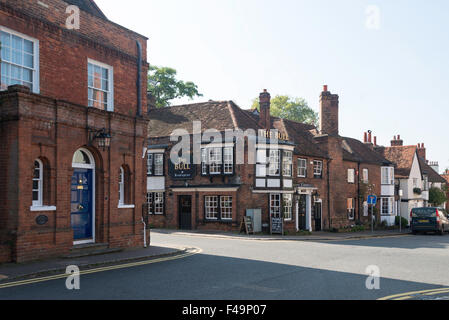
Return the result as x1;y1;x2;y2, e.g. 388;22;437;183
410;207;449;235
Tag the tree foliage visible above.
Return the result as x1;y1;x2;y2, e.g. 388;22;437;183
429;187;448;206
251;95;318;125
147;65;202;108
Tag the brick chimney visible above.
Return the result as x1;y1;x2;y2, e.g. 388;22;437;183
259;89;271;130
417;143;426;161
319;85;339;136
390;135;403;147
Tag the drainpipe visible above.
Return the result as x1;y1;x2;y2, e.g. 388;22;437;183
136;40;142;117
327;158;332;229
357;161;361;222
141;217;147;248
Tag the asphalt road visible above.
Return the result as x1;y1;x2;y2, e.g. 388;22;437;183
1;232;449;300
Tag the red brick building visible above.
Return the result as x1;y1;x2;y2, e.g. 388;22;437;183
147;87;393;233
0;0;149;263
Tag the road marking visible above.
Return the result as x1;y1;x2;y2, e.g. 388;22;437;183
378;287;449;300
0;247;202;289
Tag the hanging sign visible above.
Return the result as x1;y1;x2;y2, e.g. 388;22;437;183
168;156;196;180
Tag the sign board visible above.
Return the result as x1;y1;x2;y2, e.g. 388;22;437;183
168;156;196;180
270;217;283;235
240;216;254;235
367;195;377;205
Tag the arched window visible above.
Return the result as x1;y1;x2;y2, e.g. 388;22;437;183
119;166;125;205
32;159;43;207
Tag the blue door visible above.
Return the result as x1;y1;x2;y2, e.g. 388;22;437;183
71;169;93;240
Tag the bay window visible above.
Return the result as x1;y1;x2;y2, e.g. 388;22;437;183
268;149;280;176
381;167;394;185
282;151;292;177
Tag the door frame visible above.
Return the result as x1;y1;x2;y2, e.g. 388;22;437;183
178;195;192;230
314;199;323;231
72;148;96;245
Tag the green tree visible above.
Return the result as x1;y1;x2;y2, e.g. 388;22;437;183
147;65;202;108
251;95;318;125
429;187;448;207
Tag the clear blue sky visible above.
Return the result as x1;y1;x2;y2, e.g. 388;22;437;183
96;0;449;173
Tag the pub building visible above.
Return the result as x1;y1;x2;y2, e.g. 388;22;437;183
147;90;330;233
0;0;149;263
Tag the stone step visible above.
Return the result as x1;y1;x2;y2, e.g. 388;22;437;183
63;247;123;259
70;243;109;252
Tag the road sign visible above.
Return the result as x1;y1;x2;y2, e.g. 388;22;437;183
367;195;377;205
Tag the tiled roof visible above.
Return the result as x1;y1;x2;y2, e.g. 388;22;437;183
376;145;417;178
148;101;260;138
418;157;447;183
341;138;392;165
63;0;107;19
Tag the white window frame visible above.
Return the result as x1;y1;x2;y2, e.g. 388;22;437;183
282;151;293;177
381;167;394;185
87;58;114;111
146;192;164;215
297;158;307;178
363;168;369;183
220;196;233;220
268;150;281;176
205;196;219;220
147;153;153;176
118;167;124;206
348;169;355;184
32;159;43;207
283;193;293;221
313;160;323;178
270;193;281;218
347;198;355;220
223;147;233;174
381;197;394;216
0;26;40;93
154;154;164;176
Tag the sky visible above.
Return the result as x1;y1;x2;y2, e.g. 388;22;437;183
96;0;449;173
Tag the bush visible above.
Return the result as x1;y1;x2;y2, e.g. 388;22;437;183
395;216;408;228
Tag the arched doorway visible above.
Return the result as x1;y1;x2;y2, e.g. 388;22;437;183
71;148;96;244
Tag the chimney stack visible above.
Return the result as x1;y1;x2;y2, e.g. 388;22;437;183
259;89;271;130
391;135;404;147
417;143;426;161
319;85;339;136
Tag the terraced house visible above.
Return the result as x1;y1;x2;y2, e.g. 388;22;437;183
146;87;394;233
0;0;149;263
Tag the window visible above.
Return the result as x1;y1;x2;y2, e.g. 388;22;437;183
297;158;307;177
147;192;164;215
381;197;394;216
348;169;355;183
283;194;293;221
201;147;234;176
32;159;43;207
381;167;394;185
118;167;124;205
313;160;323;178
205;196;219;220
147;153;164;176
88;59;113;111
220;196;233;220
270;194;281;218
1;28;39;93
423;175;429;191
282;151;293;177
363;169;369;183
347;198;355;220
223;147;233;174
268;150;280;176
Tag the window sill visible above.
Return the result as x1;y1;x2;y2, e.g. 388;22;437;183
118;204;135;209
30;206;56;212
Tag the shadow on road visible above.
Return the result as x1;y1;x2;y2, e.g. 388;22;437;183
0;251;445;300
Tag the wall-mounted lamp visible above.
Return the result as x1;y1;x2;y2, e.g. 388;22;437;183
90;128;111;151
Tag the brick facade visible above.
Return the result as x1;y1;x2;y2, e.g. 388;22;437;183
0;0;149;263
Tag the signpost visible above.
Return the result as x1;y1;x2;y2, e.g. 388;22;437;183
367;195;377;233
270;216;283;235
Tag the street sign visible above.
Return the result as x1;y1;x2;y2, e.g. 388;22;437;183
367;195;377;205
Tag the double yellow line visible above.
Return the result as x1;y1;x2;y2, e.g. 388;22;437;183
378;287;449;300
0;247;202;289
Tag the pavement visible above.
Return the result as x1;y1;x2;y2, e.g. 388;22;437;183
152;228;411;241
0;244;186;283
